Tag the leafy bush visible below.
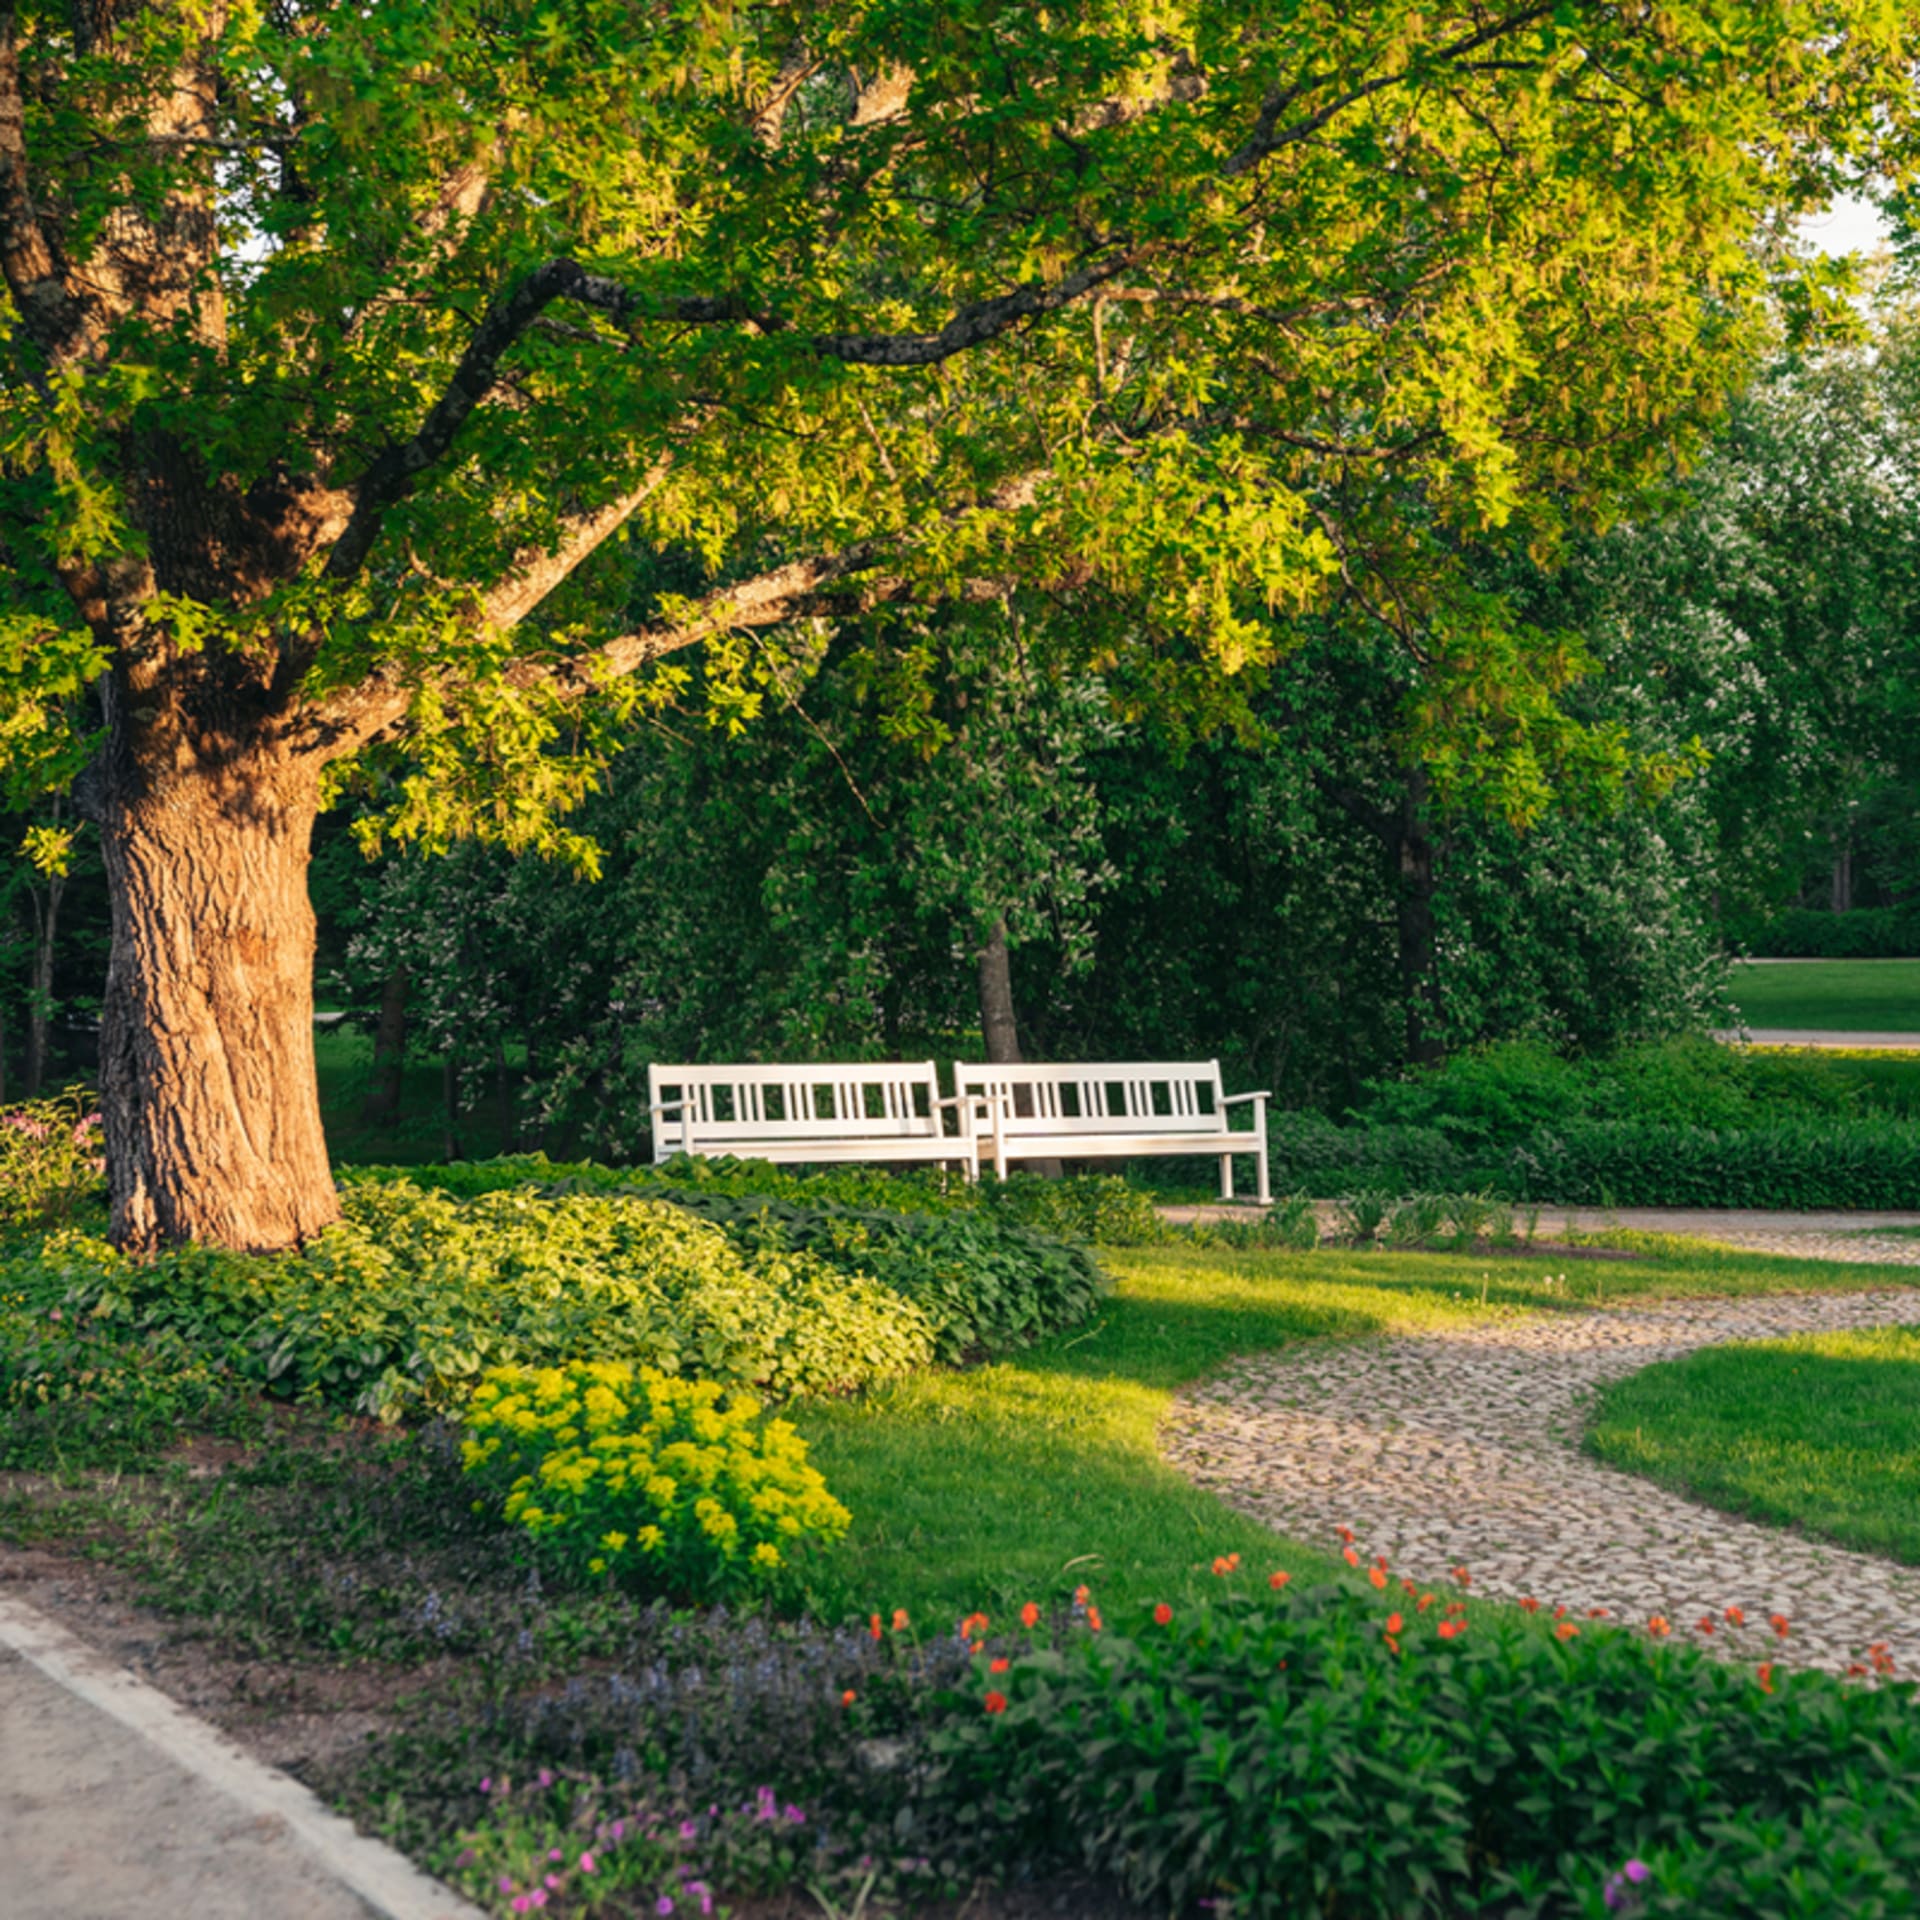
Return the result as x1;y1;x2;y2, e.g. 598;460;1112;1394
927;1578;1920;1920
460;1363;850;1600
0;1282;263;1468
352;1151;1168;1247
0;1089;105;1228
1738;905;1920;959
39;1183;939;1419
347;1159;1109;1361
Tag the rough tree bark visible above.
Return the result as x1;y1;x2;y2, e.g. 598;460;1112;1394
977;917;1024;1065
24;853;62;1097
94;714;339;1253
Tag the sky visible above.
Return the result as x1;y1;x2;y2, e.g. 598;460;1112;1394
1798;192;1892;258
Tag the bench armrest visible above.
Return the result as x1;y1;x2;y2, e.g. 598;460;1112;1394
1220;1090;1272;1106
648;1098;688;1118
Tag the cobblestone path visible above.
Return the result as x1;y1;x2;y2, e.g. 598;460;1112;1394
1161;1285;1920;1676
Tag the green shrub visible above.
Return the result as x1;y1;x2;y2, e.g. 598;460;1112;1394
42;1183;939;1419
1738;905;1920;959
1358;1038;1587;1149
927;1578;1920;1920
351;1160;1109;1362
0;1089;105;1228
459;1362;850;1600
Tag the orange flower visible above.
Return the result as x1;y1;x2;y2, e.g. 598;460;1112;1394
1518;1597;1540;1614
1269;1570;1291;1591
1402;1579;1419;1598
1695;1616;1716;1636
1073;1585;1091;1606
1153;1603;1173;1626
892;1608;910;1632
1211;1555;1237;1576
1020;1602;1040;1630
1335;1525;1355;1544
1555;1623;1580;1642
1769;1613;1791;1639
1437;1620;1461;1640
1587;1607;1609;1619
841;1689;857;1707
1342;1547;1360;1569
1648;1616;1671;1637
990;1656;1010;1674
1384;1634;1401;1655
1087;1606;1104;1633
960;1611;989;1637
1850;1661;1871;1678
1452;1566;1472;1588
1552;1605;1566;1620
869;1613;883;1641
1416;1593;1435;1613
1368;1567;1388;1591
1724;1606;1745;1627
1757;1663;1775;1695
1385;1612;1404;1635
984;1691;1008;1714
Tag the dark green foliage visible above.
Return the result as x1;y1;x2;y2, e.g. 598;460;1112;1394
1274;1039;1920;1204
927;1582;1920;1920
1740;906;1920;959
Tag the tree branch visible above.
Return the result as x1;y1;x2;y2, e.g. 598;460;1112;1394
1223;3;1561;178
480;457;674;630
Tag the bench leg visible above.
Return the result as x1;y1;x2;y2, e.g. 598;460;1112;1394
1218;1154;1235;1202
1254;1149;1271;1207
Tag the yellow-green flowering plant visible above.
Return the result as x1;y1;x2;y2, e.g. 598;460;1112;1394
460;1362;851;1601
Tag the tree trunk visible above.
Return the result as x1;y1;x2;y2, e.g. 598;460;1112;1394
97;742;340;1254
441;1051;465;1162
360;968;411;1124
977;915;1063;1176
1831;838;1854;914
978;917;1024;1065
1395;778;1444;1069
24;867;62;1097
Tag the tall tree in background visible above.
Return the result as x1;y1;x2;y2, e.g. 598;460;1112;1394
1;0;1908;1249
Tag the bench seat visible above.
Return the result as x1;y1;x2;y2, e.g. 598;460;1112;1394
956;1060;1270;1202
647;1061;981;1177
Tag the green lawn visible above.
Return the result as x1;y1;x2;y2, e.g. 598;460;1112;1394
792;1239;1920;1621
1729;959;1920;1032
1587;1326;1920;1564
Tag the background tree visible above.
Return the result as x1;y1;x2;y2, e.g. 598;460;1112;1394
2;0;1907;1248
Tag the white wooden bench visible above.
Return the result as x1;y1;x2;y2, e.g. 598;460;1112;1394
955;1060;1270;1202
646;1061;983;1177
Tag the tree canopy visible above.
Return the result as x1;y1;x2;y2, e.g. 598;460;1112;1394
2;0;1914;1248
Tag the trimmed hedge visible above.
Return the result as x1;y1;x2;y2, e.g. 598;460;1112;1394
1738;906;1920;959
1269;1109;1920;1208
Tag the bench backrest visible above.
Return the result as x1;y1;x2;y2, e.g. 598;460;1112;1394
954;1060;1227;1136
649;1061;946;1145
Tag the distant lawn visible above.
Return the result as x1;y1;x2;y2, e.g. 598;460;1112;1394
791;1239;1920;1622
1730;959;1920;1033
1587;1326;1920;1564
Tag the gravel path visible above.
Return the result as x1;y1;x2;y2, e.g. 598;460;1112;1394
1161;1285;1920;1678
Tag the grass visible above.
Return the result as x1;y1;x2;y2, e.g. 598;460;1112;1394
1587;1325;1920;1565
791;1238;1920;1620
1730;959;1920;1032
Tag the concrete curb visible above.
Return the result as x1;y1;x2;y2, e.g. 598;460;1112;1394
0;1592;487;1920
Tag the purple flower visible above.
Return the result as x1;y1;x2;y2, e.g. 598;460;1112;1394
610;1820;627;1841
784;1804;804;1825
579;1852;596;1873
512;1901;531;1916
678;1819;699;1841
656;1899;676;1917
1625;1862;1650;1884
537;1769;555;1789
480;1777;493;1794
548;1849;563;1863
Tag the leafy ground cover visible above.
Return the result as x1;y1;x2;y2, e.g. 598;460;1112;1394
7;1166;1920;1918
1727;959;1920;1032
1587;1326;1920;1566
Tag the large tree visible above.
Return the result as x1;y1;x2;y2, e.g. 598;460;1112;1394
0;0;1908;1249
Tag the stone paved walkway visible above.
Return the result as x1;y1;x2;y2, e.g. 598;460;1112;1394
1161;1285;1920;1677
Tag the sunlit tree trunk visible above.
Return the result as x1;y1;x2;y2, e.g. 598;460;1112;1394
95;714;339;1254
